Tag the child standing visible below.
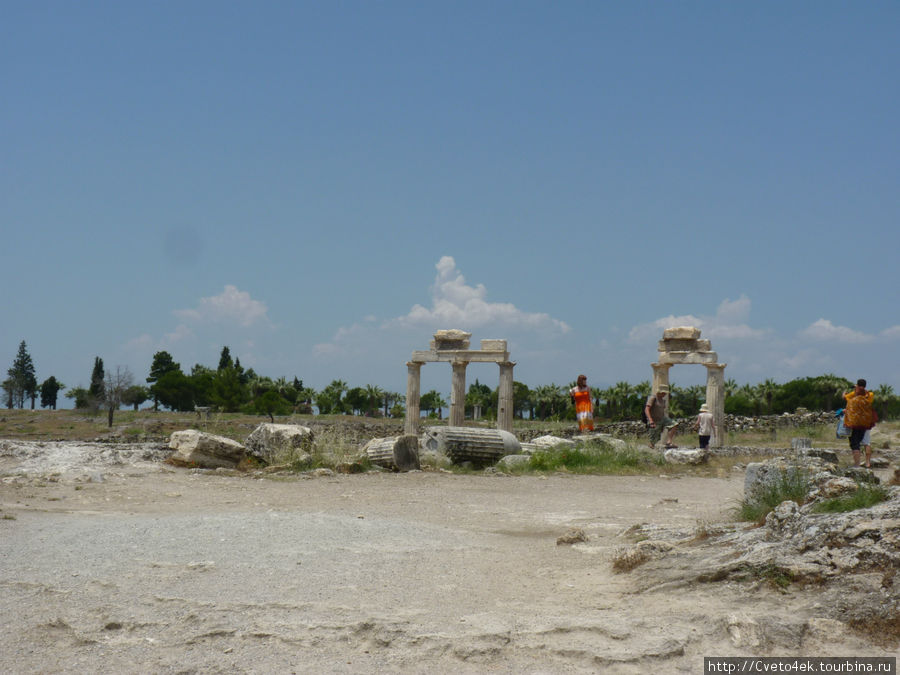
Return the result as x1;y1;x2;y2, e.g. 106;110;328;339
696;404;715;449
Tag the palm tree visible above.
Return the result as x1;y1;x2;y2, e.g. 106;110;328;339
532;384;564;420
364;384;384;416
755;378;779;415
874;384;895;420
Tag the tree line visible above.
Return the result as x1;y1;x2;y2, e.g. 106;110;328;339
5;341;900;422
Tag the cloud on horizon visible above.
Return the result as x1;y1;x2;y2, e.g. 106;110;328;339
314;256;570;360
628;295;768;343
175;285;270;328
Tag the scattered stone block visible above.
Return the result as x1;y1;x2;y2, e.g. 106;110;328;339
363;436;421;472
168;430;245;469
663;326;701;340
497;454;531;470
557;528;588;545
245;423;314;463
664;448;709;465
423;426;520;466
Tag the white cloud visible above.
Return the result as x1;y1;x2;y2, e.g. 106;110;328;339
312;256;570;363
164;323;194;344
392;256;570;333
175;285;270;327
627;295;767;343
881;325;900;340
799;319;873;344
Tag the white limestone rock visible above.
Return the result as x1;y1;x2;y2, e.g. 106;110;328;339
664;447;710;465
245;423;314;463
529;435;575;450
820;477;859;498
168;430;245;469
663;326;701;340
497;454;531;471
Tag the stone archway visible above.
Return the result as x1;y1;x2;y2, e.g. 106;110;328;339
404;330;515;435
651;327;726;447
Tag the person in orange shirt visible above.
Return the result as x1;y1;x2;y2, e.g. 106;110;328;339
843;378;875;467
569;374;594;432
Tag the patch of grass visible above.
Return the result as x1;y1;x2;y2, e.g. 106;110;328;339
736;469;810;524
812;483;890;514
737;563;795;590
525;443;665;475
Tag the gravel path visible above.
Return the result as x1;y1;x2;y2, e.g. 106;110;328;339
0;442;890;673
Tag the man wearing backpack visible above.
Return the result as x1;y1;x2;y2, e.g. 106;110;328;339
843;379;875;467
644;385;678;450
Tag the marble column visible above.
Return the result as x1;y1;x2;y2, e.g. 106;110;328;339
405;361;423;436
651;363;673;393
450;360;468;427
705;363;727;448
498;361;515;433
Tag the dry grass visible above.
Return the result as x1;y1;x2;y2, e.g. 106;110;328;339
611;547;650;573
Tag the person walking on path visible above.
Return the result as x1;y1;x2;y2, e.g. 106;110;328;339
695;403;715;449
569;374;595;432
843;378;875;467
645;385;678;449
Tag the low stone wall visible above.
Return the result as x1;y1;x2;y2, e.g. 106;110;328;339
518;411;836;442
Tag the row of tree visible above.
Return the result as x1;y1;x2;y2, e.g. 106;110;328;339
5;341;900;422
2;341;64;411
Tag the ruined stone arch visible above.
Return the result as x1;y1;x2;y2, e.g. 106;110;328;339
404;330;515;435
652;327;726;447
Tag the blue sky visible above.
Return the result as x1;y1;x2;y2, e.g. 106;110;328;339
3;1;899;406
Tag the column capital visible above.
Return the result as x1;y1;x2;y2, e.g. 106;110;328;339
704;362;727;371
406;361;424;369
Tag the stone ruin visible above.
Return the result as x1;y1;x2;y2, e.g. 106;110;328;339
404;329;515;435
652;326;726;447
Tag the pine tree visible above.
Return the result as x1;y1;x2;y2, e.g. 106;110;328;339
218;346;233;371
89;357;105;407
7;341;37;409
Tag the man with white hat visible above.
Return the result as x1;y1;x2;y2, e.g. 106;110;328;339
696;403;715;449
644;385;678;449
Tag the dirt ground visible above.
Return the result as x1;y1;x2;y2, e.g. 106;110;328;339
0;443;895;674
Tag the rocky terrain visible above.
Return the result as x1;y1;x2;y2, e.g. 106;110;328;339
1;426;898;673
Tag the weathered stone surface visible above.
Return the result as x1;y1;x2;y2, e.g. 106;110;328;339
422;426;520;466
529;435;575;450
658;338;711;352
556;528;588;545
431;329;471;350
363;436;420;472
744;457;835;503
658;351;718;365
479;339;507;352
245;423;314;463
664;448;709;465
168;430;245;469
820;477;859;498
663;326;701;340
497;454;531;470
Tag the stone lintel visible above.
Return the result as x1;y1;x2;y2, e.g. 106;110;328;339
659;339;711;352
658;351;718;365
480;339;507;352
663;326;701;340
432;329;472;351
411;350;510;364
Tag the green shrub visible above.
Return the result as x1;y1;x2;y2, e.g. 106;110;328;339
737;469;810;524
527;443;664;475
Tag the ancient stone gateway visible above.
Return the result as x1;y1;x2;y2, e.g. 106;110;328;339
404;330;514;435
652;326;726;448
